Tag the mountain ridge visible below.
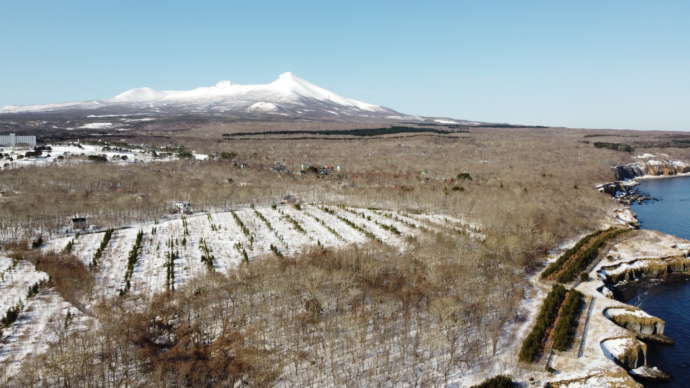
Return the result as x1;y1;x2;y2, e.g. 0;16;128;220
0;72;404;120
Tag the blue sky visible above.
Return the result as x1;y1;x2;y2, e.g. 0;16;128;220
1;1;689;130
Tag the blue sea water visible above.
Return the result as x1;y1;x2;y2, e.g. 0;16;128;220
628;176;690;387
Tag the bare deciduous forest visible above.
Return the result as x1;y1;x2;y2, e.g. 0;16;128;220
0;124;676;386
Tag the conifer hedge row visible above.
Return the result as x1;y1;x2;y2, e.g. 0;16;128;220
120;230;144;295
91;229;114;267
541;228;627;283
519;284;567;362
541;230;605;279
552;290;584;351
555;229;628;283
470;375;517;388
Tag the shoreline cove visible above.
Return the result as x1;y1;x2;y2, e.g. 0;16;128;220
541;172;690;387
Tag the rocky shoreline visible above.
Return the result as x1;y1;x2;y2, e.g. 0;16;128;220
545;157;690;387
598;154;690;205
544;227;690;387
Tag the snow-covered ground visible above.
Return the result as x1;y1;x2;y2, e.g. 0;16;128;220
2;204;471;378
0;256;91;377
44;205;467;300
0;289;91;377
0;143;207;170
0;257;48;319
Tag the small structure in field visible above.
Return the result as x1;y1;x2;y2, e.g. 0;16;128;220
170;201;192;214
281;194;300;205
272;162;290;174
300;164;340;176
72;217;88;230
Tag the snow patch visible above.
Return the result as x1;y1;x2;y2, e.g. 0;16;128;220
78;122;113;129
247;101;278;112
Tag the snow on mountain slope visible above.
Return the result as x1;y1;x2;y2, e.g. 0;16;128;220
0;72;400;118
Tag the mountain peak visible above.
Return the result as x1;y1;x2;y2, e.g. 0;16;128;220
215;80;234;88
111;87;164;103
0;73;397;117
277;71;298;81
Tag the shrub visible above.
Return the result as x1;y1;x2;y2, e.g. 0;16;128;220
88;154;108;162
329;209;379;242
470;375;517;388
303;211;344;241
165;237;177;291
279;210;307;235
270;244;283;258
31;235;44;248
62;239;75;254
27;281;42;298
231;210;254;246
121;230;144;295
234;242;249;263
1;303;23;326
199;238;215;270
177;150;194;159
593;142;634;152
375;210;421;231
220;151;237;160
255;209;288;246
182;216;189;236
342;207;399;236
91;229;114;267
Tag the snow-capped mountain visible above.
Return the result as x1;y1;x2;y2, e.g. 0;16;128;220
0;72;406;120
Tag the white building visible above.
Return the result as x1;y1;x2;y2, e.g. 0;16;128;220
0;133;37;147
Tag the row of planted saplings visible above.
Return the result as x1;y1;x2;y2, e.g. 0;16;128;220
0;278;48;339
100;205;406;295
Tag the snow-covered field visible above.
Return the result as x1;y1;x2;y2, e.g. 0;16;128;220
0;257;48;320
0;256;91;376
0;143;207;170
42;205;473;299
1;204;473;378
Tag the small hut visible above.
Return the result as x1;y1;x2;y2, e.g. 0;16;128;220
72;217;88;230
280;194;300;205
170;201;192;214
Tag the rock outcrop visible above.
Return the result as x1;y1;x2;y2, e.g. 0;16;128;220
604;307;672;343
630;365;671;381
598;256;690;287
613;156;690;181
547;369;642;387
601;336;647;370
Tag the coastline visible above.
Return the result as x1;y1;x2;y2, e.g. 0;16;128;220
542;223;689;387
444;162;690;387
634;172;690;181
544;171;690;386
